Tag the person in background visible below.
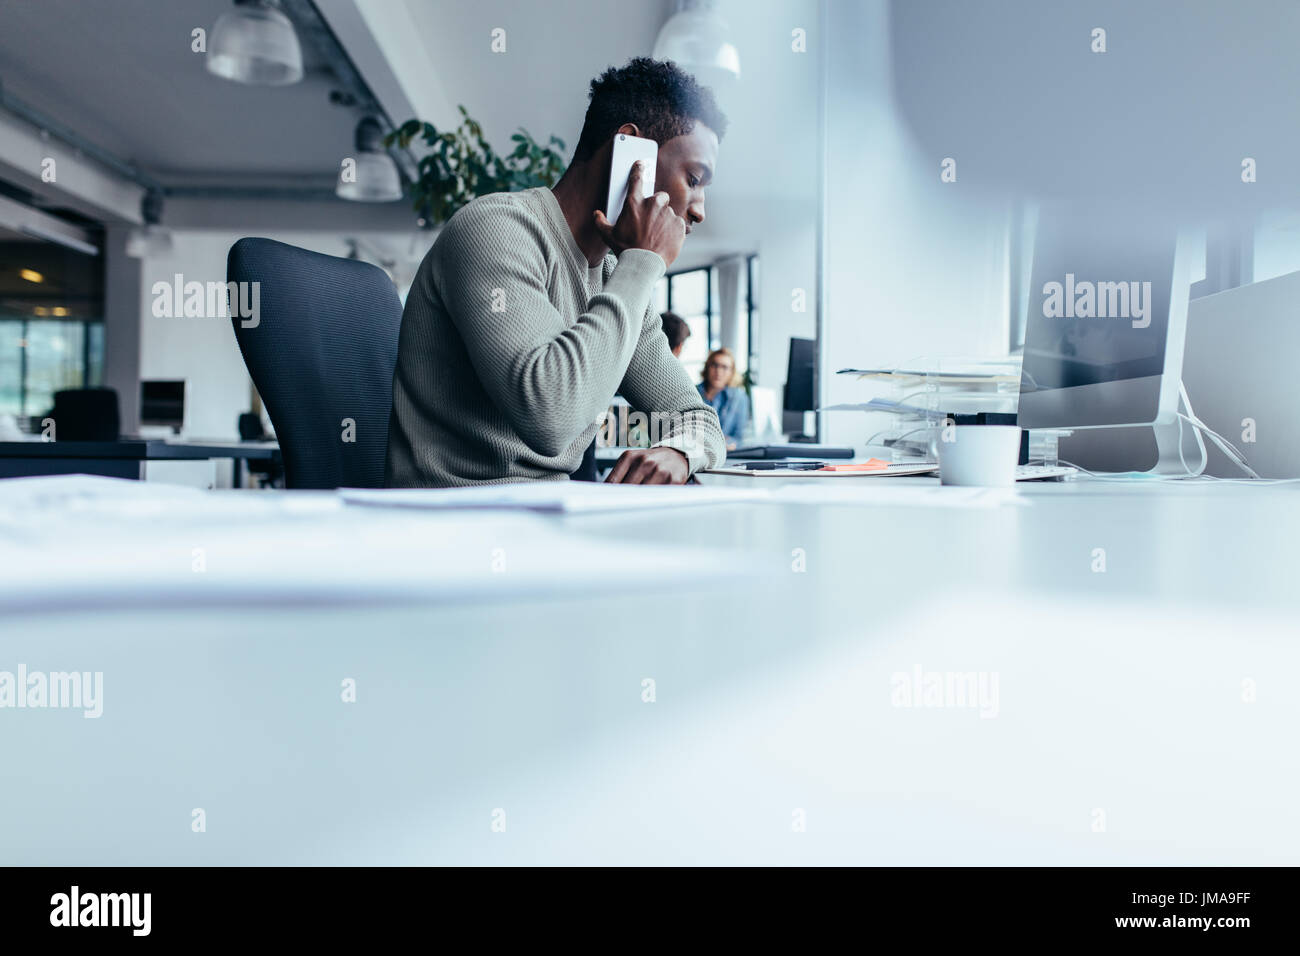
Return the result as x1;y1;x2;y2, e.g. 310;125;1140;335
660;310;691;358
697;347;748;450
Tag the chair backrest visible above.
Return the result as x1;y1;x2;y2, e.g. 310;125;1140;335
227;237;402;489
50;387;120;441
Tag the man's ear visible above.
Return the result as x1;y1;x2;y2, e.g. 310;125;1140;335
615;122;641;138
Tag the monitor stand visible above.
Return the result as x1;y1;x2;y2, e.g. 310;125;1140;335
1149;419;1202;475
782;410;812;441
1150;384;1210;476
1052;420;1203;476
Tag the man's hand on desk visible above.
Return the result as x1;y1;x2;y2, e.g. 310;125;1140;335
604;446;690;484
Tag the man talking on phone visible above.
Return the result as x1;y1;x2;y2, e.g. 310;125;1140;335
385;57;727;487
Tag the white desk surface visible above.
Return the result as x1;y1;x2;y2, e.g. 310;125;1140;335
3;475;1297;864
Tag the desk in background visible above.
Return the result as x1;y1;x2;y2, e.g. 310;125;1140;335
0;439;280;488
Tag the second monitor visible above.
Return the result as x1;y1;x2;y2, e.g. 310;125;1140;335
1016;204;1197;473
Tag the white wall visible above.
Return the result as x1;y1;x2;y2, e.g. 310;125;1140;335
1253;207;1300;284
755;211;816;394
670;0;822;398
820;0;1011;450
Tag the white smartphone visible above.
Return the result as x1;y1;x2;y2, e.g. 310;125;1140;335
605;133;658;225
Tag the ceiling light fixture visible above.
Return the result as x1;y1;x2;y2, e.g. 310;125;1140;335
336;117;403;203
19;269;44;284
125;190;174;259
653;0;741;89
207;0;305;86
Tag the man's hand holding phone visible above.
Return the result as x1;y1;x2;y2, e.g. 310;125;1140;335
593;161;687;269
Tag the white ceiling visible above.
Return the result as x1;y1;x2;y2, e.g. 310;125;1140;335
0;0;358;189
0;0;822;264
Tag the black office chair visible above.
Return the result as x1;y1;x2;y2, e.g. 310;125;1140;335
47;387;120;441
227;238;402;489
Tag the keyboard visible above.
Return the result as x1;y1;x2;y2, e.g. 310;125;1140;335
1015;464;1078;481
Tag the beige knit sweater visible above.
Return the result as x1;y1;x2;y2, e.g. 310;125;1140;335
384;186;726;487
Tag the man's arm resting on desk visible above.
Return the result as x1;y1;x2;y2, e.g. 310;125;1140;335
606;304;727;483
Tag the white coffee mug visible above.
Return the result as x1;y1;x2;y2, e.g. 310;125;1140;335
938;425;1021;487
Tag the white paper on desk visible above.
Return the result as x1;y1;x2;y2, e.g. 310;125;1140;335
0;473;203;507
770;484;1028;508
0;475;340;544
340;481;768;514
0;496;765;613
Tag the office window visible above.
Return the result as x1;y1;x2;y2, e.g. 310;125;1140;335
25;320;88;417
86;321;105;387
0;228;104;420
651;279;668;315
654;266;707;382
651;257;759;383
0;321;20;414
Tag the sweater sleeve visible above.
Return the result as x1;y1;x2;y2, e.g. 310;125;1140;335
433;198;666;458
617;303;728;474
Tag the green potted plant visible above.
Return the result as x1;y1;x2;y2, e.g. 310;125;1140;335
385;105;567;227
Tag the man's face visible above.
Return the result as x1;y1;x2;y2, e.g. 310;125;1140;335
654;123;718;235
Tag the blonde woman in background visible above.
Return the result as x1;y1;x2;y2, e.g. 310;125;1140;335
696;347;749;450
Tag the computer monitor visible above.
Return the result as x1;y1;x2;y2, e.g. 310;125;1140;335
140;380;185;433
1182;269;1300;478
784;337;815;412
1016;204;1196;473
783;337;816;438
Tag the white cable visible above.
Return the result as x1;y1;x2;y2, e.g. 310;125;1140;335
1194;475;1300;484
1055;460;1300;484
1176;407;1189;477
1178;381;1259;478
1175;383;1207;477
1175;412;1261;479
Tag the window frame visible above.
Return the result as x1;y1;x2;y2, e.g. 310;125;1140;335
661;257;760;375
664;264;714;347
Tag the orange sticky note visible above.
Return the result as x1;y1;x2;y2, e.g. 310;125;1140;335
816;458;890;472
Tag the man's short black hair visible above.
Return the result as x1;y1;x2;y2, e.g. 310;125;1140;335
660;311;691;351
572;57;728;162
